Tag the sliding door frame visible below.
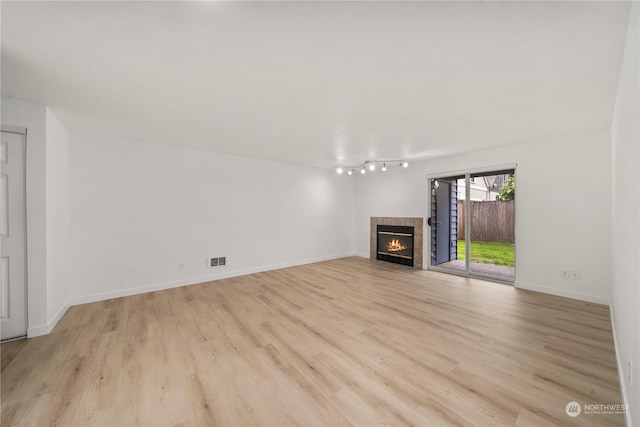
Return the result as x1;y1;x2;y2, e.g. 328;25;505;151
425;163;517;284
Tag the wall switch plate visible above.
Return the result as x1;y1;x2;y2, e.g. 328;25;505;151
561;270;570;279
178;263;184;271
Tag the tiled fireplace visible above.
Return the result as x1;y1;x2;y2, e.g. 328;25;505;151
370;217;424;269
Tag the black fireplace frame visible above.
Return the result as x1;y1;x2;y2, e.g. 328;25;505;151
376;225;415;267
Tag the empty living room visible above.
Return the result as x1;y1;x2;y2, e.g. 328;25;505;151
1;1;638;426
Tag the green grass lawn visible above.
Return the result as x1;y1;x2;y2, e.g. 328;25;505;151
457;240;515;267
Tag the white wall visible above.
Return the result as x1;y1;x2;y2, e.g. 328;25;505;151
45;107;70;328
1;97;48;334
355;129;612;304
68;131;355;303
611;2;639;425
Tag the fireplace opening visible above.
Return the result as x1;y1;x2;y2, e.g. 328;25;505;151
377;225;415;267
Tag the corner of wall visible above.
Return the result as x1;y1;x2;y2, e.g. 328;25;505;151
44;107;71;336
27;302;69;338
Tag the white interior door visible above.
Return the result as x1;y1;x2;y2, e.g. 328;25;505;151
1;130;27;340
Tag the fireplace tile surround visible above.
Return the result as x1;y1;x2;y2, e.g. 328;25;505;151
370;217;424;269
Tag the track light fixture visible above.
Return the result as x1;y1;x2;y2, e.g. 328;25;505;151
335;160;409;176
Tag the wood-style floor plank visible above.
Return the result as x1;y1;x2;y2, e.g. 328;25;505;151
1;257;625;426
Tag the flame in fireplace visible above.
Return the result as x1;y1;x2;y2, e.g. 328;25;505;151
387;239;406;252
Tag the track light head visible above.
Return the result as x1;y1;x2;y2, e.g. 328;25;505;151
336;167;343;174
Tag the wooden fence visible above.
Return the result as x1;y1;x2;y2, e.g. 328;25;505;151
457;200;514;243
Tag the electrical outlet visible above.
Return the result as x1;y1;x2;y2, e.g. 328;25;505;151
570;270;580;280
561;270;570;279
629;358;633;387
178;262;184;271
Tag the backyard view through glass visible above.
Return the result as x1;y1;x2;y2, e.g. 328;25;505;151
457;241;514;267
430;170;515;281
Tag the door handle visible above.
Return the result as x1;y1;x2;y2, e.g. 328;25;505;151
427;217;432;226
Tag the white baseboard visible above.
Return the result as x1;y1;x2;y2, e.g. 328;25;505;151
69;253;356;307
610;304;633;427
27;302;70;338
355;252;370;259
515;281;610;305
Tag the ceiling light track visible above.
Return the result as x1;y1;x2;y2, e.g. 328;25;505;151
336;160;408;175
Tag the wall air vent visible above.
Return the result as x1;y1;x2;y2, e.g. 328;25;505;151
208;257;227;268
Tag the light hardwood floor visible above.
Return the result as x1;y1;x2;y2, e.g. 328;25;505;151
1;257;625;426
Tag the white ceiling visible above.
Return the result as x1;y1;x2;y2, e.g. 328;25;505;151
1;1;631;169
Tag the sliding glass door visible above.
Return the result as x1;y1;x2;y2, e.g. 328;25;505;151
429;169;515;282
